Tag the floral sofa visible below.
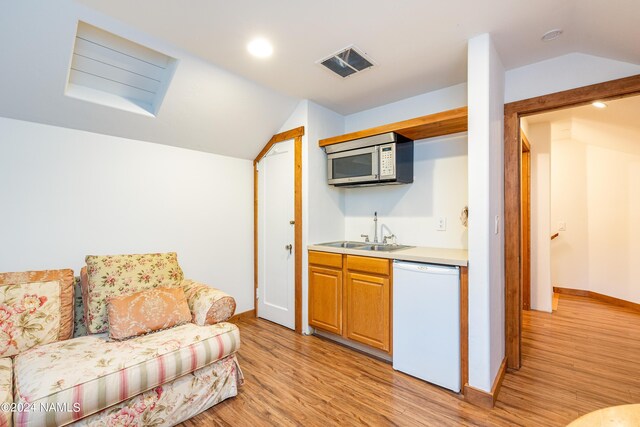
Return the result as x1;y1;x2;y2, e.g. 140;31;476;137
0;253;243;427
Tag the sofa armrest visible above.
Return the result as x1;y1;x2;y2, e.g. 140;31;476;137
181;279;236;325
0;358;12;427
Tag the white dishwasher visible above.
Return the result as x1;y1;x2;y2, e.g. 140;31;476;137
393;260;460;392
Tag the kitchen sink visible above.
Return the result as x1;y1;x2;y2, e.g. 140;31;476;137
363;244;413;252
317;241;413;252
318;241;369;249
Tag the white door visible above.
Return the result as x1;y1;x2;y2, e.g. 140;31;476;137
257;139;295;329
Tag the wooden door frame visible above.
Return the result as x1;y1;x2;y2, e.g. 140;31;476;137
504;74;640;370
254;126;305;333
520;132;531;311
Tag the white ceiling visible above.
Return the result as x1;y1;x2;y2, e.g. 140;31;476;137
524;95;640;155
2;1;640;159
0;1;298;159
77;0;640;115
525;95;640;130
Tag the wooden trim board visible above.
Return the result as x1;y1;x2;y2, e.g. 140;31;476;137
294;135;303;334
464;357;507;409
553;287;640;312
253;166;259;317
460;266;469;391
520;136;531;311
228;309;256;323
254;127;305;334
553;287;590;298
319;107;467;147
254;126;304;164
504;73;640;371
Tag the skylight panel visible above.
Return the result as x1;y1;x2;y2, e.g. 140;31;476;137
66;22;177;116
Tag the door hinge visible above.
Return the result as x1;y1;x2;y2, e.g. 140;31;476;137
255;288;259;300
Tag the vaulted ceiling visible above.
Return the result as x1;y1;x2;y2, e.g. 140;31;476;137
78;0;640;114
1;1;639;159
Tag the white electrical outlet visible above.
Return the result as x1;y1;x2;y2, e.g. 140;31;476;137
558;221;566;231
437;217;447;231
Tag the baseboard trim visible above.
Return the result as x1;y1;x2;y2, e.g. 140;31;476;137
553;287;590;297
228;309;256;323
553;287;640;312
463;357;507;409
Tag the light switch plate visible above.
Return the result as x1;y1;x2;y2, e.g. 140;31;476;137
558;221;566;231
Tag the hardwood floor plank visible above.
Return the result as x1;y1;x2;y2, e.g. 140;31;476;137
178;294;640;426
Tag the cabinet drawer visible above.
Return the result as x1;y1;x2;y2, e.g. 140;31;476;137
346;255;390;276
309;250;343;268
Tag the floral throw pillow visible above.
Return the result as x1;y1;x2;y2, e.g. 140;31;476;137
0;280;61;357
0;269;74;341
83;253;184;334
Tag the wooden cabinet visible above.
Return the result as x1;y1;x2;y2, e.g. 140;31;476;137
308;265;343;335
345;271;390;351
308;250;392;353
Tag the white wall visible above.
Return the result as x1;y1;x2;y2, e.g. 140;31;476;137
0;117;255;312
343;135;468;248
342;84;468;249
550;119;640;304
505;53;640;103
345;83;468;132
467;33;505;392
529;122;553;312
550;132;589;294
274;100;346;334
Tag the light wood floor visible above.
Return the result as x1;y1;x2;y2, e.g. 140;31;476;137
180;294;640;426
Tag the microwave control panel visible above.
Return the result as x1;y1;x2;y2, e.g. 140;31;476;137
380;144;395;177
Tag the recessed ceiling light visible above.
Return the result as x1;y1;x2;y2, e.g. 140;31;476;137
247;38;273;58
541;29;563;42
592;101;608;109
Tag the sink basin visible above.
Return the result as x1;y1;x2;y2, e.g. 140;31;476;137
318;241;369;249
316;241;413;252
362;244;414;252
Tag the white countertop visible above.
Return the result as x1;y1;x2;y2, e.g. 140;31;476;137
307;244;468;267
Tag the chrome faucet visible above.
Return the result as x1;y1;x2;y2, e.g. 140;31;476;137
373;212;378;243
383;234;395;245
360;234;370;242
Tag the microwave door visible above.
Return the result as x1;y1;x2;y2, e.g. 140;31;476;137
328;146;379;185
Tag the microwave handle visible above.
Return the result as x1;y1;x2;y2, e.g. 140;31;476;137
373;145;380;178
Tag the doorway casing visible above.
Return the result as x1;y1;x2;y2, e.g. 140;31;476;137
254;126;305;333
504;74;640;370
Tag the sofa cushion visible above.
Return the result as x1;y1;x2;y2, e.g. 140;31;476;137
14;322;239;427
83;253;184;334
107;287;191;340
0;269;74;343
182;279;236;325
0;280;62;358
0;357;12;427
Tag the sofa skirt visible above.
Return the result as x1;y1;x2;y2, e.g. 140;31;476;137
70;353;242;427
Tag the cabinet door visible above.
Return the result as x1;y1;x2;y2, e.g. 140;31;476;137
345;271;390;352
308;266;343;335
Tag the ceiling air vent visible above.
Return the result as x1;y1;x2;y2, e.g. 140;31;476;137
317;45;374;78
65;21;177;116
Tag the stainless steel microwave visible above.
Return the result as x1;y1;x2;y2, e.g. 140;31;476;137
326;132;413;187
